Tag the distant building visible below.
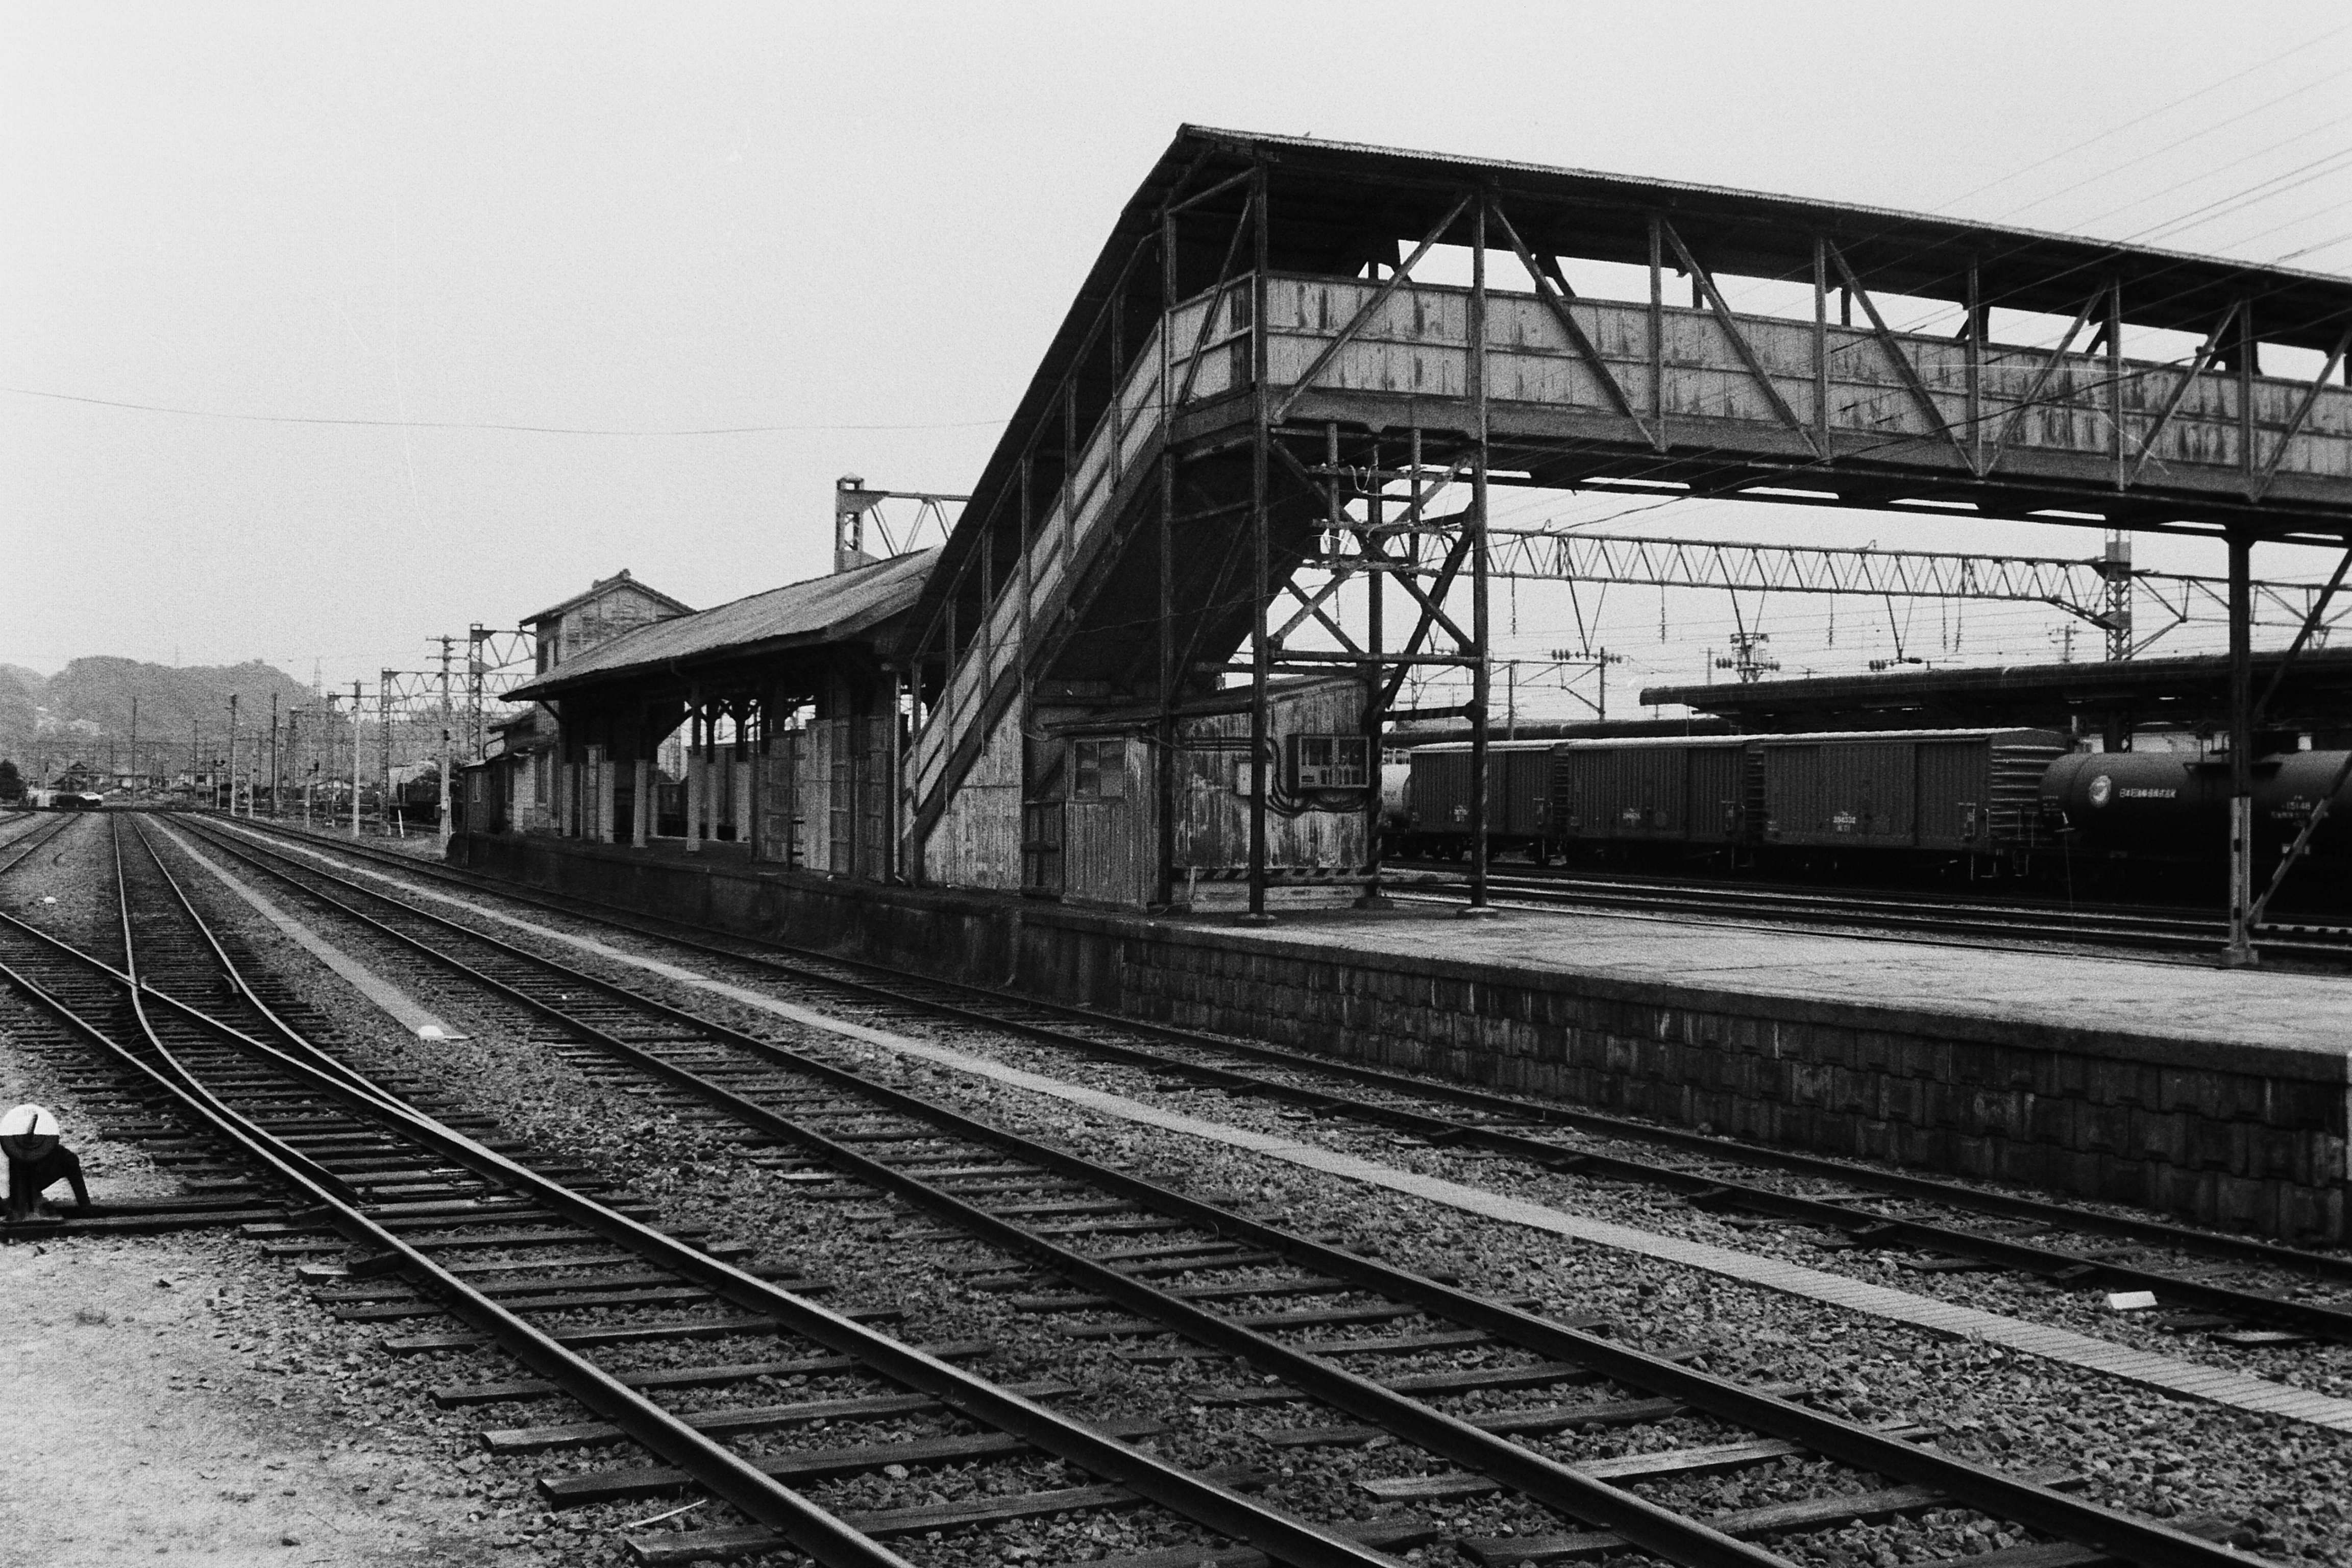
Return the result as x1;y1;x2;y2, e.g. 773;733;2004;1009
456;572;693;838
524;571;694;675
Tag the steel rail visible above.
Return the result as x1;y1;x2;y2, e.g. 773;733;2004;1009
200;816;2352;1291
115;821;1411;1568
0;810;80;876
179;820;2244;1567
0;830;908;1568
168;835;1814;1565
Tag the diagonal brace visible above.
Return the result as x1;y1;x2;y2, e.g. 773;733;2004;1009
2255;325;2352;499
2128;300;2242;485
1661;222;1820;455
1827;243;1977;473
1273;191;1474;423
1986;289;2102;472
1488;201;1659;449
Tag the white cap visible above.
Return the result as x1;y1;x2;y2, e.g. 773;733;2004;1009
1;1105;58;1139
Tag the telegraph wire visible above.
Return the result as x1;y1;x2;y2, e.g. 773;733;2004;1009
0;384;1009;436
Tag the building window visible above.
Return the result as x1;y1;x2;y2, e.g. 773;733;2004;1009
1073;738;1125;800
1288;734;1369;789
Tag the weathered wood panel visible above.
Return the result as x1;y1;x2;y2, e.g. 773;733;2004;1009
1264;274;2352;484
1174;682;1367;875
756;731;799;864
924;701;1025;892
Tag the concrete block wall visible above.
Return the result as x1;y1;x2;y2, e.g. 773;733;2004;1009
451;834;2348;1242
1104;929;2348;1244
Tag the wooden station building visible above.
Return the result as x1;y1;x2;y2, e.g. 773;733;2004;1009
493;550;934;881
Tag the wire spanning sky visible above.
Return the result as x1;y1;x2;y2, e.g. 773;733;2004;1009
5;4;2349;697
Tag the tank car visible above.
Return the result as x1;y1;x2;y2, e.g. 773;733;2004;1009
2041;747;2352;892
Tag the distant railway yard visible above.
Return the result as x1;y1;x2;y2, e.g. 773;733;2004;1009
0;804;2344;1567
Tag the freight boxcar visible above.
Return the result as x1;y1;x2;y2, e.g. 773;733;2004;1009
1398;740;1555;858
1551;737;1752;856
1753;728;2067;865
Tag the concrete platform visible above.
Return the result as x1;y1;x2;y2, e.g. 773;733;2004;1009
446;832;2350;1242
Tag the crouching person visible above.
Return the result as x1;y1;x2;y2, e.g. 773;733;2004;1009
2;1104;91;1222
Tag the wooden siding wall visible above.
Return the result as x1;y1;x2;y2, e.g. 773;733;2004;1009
1062;740;1158;909
1264;276;2352;488
1174;683;1367;873
797;721;836;871
924;701;1026;891
756;730;800;865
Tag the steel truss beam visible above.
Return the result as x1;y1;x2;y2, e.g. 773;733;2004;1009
1336;526;2352;659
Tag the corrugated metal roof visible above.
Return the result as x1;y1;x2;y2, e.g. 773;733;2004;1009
510;549;938;700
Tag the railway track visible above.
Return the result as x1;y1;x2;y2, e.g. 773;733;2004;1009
103;812;2278;1563
198;815;2352;1353
0;816;1436;1567
1382;861;2352;966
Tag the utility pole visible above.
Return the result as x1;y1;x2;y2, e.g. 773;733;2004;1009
270;692;280;818
130;695;139;795
435;636;456;844
227;694;240;816
379;672;396;830
468;624;487;761
351;680;365;836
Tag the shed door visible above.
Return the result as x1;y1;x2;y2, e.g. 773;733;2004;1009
1022;736;1067;896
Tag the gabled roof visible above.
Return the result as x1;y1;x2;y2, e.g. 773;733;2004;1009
509;549;939;701
523;569;694;627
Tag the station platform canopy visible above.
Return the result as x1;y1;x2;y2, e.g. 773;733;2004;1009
1643;646;2352;740
510;548;937;707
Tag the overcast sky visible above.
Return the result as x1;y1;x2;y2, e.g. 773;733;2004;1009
7;4;2350;713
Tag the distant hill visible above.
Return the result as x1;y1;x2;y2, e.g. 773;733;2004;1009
0;657;317;778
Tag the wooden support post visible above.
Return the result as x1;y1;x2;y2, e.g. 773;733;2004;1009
2225;530;2256;968
1245;165;1272;924
1812;236;1829;452
684;694;703;854
1965;260;1982;473
1156;209;1178;909
1358;430;1390;910
1464;194;1496;919
2108;279;2126;491
1648;215;1665;438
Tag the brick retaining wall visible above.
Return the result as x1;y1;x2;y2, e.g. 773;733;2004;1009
451;833;2348;1242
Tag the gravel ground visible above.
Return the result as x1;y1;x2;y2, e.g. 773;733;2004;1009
96;820;2352;1564
428;878;2352;1407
